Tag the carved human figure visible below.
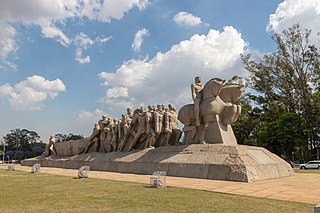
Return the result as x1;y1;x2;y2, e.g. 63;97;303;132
191;76;203;126
164;104;178;132
127;106;148;151
102;118;113;153
162;104;179;146
154;104;165;134
117;108;134;151
98;115;109;151
111;118;119;152
83;123;101;153
146;105;157;147
45;135;57;157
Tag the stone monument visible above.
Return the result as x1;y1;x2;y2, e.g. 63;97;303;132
22;76;294;182
45;135;57;157
178;77;243;145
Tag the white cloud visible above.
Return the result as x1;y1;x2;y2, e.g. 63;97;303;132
0;75;66;110
268;0;320;43
76;108;108;123
73;32;111;64
74;32;95;49
99;26;247;115
40;21;71;46
106;87;129;98
132;28;149;52
0;0;148;67
98;0;149;22
0;21;18;69
75;48;91;64
173;11;203;26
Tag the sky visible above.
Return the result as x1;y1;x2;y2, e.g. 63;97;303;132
1;0;320;142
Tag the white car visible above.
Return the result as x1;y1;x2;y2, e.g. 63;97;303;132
300;161;320;170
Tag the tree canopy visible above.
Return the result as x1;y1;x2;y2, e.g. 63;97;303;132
238;24;320;162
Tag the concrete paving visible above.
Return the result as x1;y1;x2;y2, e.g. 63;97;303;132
2;164;320;205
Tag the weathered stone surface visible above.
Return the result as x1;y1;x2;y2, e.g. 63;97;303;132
31;164;41;173
8;164;15;171
178;78;243;145
78;166;90;178
22;144;294;182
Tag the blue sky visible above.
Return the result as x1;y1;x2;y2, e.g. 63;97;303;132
1;0;319;142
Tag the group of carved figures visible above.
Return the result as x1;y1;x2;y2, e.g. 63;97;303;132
43;76;244;157
83;104;182;153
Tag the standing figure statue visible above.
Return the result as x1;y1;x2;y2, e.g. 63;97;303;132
98;115;108;151
163;104;179;146
83;123;101;153
154;104;165;134
118;108;134;151
146;105;157;147
103;118;114;153
111;118;119;152
191;76;203;126
127;106;148;151
45;135;57;157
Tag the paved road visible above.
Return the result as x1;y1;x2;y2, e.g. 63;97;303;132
2;164;320;204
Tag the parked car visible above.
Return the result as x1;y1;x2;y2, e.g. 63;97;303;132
300;161;320;170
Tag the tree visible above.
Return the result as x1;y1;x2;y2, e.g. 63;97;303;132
241;24;320;161
55;133;83;143
232;95;261;146
256;113;306;160
3;129;42;152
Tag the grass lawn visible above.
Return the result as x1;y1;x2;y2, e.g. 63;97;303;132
0;169;313;213
294;168;320;174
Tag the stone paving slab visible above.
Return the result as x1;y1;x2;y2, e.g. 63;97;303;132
1;164;320;205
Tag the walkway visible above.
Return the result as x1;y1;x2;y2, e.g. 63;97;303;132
2;165;320;205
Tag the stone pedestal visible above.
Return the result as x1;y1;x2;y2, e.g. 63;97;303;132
22;144;294;182
183;115;237;145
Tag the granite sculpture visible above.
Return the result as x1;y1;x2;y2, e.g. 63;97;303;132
81;104;182;154
22;76;294;182
178;77;244;145
45;135;57;157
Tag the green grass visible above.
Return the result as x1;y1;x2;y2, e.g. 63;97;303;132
0;169;313;213
294;168;320;174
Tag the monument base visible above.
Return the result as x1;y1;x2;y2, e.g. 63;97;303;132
22;144;294;182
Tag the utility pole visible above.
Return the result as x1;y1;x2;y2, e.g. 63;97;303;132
2;141;4;164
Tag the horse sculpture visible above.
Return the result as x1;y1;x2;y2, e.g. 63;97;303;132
178;78;244;145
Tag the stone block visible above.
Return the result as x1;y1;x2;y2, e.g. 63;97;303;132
8;164;15;171
78;166;90;178
31;164;41;173
150;171;166;188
